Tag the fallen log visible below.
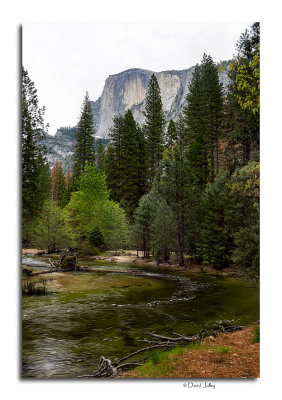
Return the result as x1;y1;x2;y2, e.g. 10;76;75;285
78;324;246;378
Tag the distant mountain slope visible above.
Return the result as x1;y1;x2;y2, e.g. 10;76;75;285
43;64;230;170
91;66;229;138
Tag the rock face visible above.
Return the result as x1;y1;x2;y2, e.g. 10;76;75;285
44;128;76;172
91;66;229;138
44;65;230;169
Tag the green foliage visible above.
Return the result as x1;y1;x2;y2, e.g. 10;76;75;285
225;23;260;165
96;139;106;171
22;67;50;245
183;54;224;182
187;342;202;349
143;74;166;184
89;226;104;249
197;172;238;268
73;92;96;182
166;119;177;148
34;199;73;253
66;164;129;252
196;161;259;272
150;198;177;262
119;110;146;218
150;350;169;364
253;325;260;343
106;111;147;219
232;224;259;273
212;346;231;354
158;138;198;266
132;191;156;258
231;47;260;114
133;188;177;261
106;114;124;202
228;161;259;211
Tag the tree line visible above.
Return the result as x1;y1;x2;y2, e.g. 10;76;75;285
22;23;259;275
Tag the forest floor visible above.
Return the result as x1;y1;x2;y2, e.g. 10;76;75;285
119;327;260;379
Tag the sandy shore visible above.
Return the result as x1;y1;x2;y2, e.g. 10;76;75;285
22;248;245;279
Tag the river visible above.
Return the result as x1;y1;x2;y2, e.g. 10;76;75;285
22;255;259;378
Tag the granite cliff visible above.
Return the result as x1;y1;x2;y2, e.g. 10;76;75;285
44;65;229;170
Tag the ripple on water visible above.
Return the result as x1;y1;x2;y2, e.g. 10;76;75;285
22;262;259;378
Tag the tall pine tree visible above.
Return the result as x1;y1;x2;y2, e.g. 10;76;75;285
183;55;223;182
73;92;96;182
119;110;145;219
96;139;106;171
22;67;50;245
143;74;166;185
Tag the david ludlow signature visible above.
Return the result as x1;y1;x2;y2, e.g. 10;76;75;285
183;382;215;389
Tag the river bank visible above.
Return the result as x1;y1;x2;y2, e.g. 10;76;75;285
119;326;260;379
22;249;255;281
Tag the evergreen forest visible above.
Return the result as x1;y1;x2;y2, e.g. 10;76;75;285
22;23;260;278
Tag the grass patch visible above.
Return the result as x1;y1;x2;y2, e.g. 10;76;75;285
212;346;231;354
253;325;260;343
133;346;187;377
187;341;202;349
169;346;186;356
150;350;169;364
22;279;48;296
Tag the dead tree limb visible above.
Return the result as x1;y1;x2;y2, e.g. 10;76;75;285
78;324;246;378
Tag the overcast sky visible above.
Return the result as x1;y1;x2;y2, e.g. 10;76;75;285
23;22;251;134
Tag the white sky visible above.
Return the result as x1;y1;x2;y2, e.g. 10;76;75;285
23;22;251;134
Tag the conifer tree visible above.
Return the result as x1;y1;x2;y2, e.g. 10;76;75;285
119;110;144;219
22;67;50;245
225;23;260;165
143;74;166;184
158;126;198;266
73;92;96;182
183;55;223;182
106;114;125;202
106;112;146;217
166;119;177;148
96;139;106;171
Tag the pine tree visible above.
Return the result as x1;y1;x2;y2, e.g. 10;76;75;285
196;172;238;268
143;74;166;185
106;114;125;202
51;159;67;207
225;23;260;165
73;92;96;182
119;110;143;219
183;55;224;182
106;112;146;217
158;132;198;266
22;67;50;245
96;139;106;171
166;119;177;148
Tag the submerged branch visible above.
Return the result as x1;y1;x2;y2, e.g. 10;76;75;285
78;324;246;378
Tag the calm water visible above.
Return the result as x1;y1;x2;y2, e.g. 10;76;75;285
22;256;259;378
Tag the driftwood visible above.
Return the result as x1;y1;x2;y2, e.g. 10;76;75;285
78;324;245;378
47;250;79;271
